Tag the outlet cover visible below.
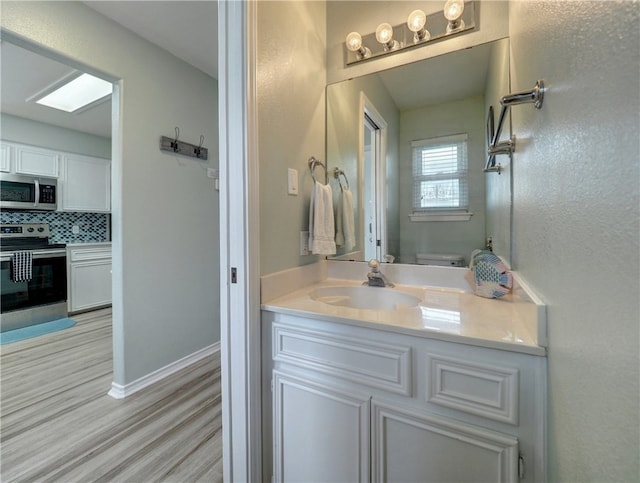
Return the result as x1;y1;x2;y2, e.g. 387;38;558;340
300;231;310;255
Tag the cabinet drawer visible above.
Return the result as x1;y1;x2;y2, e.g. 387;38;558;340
69;246;112;262
426;354;519;424
273;322;412;395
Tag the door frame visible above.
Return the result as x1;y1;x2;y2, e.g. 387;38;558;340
359;92;388;261
218;0;262;481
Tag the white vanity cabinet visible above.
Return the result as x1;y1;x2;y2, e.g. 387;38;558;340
67;243;112;313
262;311;547;483
59;153;111;212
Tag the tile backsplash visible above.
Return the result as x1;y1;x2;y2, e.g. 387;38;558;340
0;211;110;243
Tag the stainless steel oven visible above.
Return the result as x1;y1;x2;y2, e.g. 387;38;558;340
1;224;67;332
0;173;58;211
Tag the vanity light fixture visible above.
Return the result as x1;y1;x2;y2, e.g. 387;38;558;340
444;0;465;33
344;1;475;66
345;31;371;60
407;9;430;43
375;23;399;51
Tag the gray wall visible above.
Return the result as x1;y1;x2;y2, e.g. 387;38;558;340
326;74;400;260
484;38;511;265
508;1;639;480
1;113;111;159
1;1;220;385
258;1;327;275
398;96;486;264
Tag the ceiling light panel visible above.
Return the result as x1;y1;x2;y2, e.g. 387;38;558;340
35;73;112;112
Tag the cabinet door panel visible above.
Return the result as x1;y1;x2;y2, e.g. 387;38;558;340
273;371;370;483
15;145;59;177
1;143;11;172
372;400;518;483
62;154;110;212
69;261;112;312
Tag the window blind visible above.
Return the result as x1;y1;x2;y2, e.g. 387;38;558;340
412;134;468;211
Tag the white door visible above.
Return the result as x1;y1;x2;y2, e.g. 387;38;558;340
273;371;370;483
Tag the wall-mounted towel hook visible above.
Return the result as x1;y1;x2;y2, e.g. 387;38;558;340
160;128;208;161
171;127;180;152
194;134;205;158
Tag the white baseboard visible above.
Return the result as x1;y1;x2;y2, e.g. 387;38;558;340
108;342;220;399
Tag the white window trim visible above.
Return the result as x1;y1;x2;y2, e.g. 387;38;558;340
409;211;473;222
411;133;470;221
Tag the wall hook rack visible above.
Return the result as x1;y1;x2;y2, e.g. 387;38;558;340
160;127;208;160
485;79;545;173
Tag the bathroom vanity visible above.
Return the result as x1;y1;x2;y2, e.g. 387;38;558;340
261;262;546;483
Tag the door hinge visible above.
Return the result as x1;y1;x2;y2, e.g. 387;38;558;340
231;267;237;283
518;452;525;479
270;378;274;392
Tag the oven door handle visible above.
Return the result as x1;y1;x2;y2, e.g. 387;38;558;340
34;179;40;208
1;249;66;262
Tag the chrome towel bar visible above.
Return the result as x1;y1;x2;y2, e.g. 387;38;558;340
485;79;545;173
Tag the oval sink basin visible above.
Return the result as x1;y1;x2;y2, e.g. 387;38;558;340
310;286;421;311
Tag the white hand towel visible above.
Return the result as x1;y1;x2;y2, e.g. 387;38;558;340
341;188;356;251
335;192;344;247
309;181;336;255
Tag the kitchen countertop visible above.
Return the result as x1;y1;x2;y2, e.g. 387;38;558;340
262;278;546;356
66;242;112;248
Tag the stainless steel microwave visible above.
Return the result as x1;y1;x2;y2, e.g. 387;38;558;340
0;173;58;211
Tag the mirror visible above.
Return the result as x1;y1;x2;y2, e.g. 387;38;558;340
326;38;511;267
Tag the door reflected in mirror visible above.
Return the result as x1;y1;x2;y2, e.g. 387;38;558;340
327;38;511;267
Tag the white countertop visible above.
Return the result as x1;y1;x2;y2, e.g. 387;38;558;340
262;278;546;356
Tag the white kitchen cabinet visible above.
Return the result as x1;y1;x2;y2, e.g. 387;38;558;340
60;153;111;212
67;243;112;313
14;143;59;178
0;142;12;172
262;311;547;483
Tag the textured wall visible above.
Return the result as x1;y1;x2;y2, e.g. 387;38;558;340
484;38;511;265
399;96;486;264
509;1;639;480
258;1;327;275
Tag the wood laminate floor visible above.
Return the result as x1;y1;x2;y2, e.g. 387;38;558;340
0;308;223;482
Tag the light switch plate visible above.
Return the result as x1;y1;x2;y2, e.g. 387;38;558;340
288;168;299;195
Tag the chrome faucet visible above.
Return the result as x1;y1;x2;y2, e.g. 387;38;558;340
364;259;394;288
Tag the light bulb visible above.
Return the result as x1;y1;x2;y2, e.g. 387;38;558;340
407;10;426;32
444;0;464;20
345;31;370;59
407;9;430;42
345;31;362;51
375;23;398;51
443;0;465;33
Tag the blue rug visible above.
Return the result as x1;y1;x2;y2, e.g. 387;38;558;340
0;318;77;345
